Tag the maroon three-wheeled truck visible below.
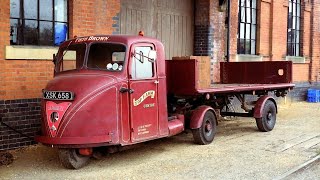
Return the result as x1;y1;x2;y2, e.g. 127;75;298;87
35;35;294;169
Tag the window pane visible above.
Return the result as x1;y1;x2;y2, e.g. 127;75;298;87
240;6;245;22
297;5;300;17
10;19;19;45
251;25;256;40
293;3;296;16
24;20;38;45
288;16;293;29
287;29;293;43
293;16;296;29
252;0;256;9
24;0;38;19
40;0;53;21
240;23;245;38
296;17;300;30
287;43;292;56
245;40;251;54
58;44;86;72
55;0;68;22
251;40;256;54
246;24;251;39
295;44;300;56
245;0;250;7
246;8;251;23
10;0;20;18
54;23;68;45
87;43;126;71
238;39;245;54
252;9;256;24
295;31;300;43
240;0;245;7
289;2;292;13
39;21;53;45
132;47;154;79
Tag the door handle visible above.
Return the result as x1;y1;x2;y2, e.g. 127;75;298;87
154;80;159;84
120;87;134;94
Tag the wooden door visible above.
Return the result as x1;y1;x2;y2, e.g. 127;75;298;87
120;0;194;59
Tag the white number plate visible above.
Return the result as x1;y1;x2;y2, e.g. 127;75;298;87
43;91;74;100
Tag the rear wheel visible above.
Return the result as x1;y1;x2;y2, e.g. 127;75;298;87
58;148;90;169
255;100;276;132
192;111;217;145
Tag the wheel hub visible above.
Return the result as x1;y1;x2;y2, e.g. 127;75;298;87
205;122;212;132
267;112;272;120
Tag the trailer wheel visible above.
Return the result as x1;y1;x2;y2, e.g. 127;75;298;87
255;100;276;132
192;111;217;145
58;148;90;169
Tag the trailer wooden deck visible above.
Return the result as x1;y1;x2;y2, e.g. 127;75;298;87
197;83;295;94
166;60;294;96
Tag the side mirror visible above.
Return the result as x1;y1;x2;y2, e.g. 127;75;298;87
148;50;157;62
52;53;57;65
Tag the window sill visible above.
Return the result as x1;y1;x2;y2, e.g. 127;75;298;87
236;54;263;62
5;45;59;60
285;56;307;64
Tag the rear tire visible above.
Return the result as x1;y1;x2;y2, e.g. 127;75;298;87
255;100;276;132
192;111;217;145
58;148;90;169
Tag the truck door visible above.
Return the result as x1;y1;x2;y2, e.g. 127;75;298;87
129;44;159;142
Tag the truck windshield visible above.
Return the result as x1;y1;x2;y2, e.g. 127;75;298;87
87;43;126;71
55;43;86;73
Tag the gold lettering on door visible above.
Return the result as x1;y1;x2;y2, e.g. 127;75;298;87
133;90;155;106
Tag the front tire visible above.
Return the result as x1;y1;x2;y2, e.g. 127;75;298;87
192;111;217;145
255;100;276;132
58;148;90;169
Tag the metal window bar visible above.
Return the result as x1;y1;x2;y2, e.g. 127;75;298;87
237;0;257;55
287;0;301;56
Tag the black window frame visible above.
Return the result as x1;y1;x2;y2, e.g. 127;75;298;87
10;0;69;46
287;0;301;57
237;0;257;55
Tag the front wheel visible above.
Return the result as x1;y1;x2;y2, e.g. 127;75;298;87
255;100;276;132
58;148;90;169
192;111;217;145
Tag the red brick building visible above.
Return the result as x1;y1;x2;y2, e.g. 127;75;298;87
0;0;319;150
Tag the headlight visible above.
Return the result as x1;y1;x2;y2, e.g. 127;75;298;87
50;112;59;123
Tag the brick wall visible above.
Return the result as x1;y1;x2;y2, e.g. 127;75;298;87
69;0;120;38
0;0;120;150
229;0;239;60
194;0;225;83
0;99;41;150
0;0;10;98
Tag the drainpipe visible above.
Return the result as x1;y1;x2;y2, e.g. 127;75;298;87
227;0;231;62
309;0;314;83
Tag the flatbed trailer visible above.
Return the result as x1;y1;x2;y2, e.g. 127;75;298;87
35;35;294;169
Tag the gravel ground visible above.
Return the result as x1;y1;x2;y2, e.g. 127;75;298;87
0;102;319;180
283;159;320;180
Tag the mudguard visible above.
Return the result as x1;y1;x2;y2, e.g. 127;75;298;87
190;105;216;129
253;95;277;119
